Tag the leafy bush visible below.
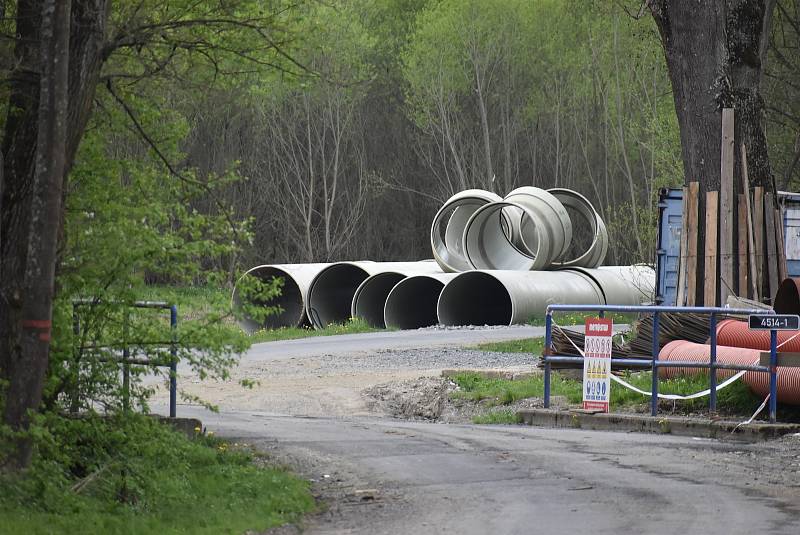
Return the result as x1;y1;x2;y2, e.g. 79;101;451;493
0;413;314;534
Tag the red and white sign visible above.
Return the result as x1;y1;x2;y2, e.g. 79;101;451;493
583;318;613;412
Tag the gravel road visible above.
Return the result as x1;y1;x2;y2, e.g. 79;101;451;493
157;326;542;415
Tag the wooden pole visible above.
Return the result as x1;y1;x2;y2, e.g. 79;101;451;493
765;192;779;301
776;206;788;282
741;145;758;300
738;194;748;296
705;190;719;306
754;185;765;299
719;109;734;303
686;182;700;306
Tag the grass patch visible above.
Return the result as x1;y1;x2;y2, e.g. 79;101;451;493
472;410;522;424
472;337;544;354
450;371;582;406
449;370;763;416
248;317;379;344
136;285;231;323
528;312;638;327
0;414;314;534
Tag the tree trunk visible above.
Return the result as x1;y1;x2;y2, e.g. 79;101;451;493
2;0;70;469
0;0;109;469
650;0;776;304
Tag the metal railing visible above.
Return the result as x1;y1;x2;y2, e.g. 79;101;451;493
72;300;178;417
542;305;781;422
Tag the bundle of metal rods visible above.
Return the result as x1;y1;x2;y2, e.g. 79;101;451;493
627;312;724;356
546;326;631;369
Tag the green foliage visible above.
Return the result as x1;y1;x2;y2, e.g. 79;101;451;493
0;413;314;534
233;273;285;328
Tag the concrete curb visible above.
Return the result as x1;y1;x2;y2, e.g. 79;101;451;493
517;408;800;442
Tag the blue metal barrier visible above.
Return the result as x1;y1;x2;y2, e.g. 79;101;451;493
73;300;179;418
542;305;780;422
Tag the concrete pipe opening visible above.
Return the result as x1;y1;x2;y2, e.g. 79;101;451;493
384;274;456;329
437;271;512;326
431;189;501;272
352;272;406;328
307;263;372;329
463;201;545;270
548;188;608;268
232;264;332;333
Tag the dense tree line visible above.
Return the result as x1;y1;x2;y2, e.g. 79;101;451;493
180;0;797;270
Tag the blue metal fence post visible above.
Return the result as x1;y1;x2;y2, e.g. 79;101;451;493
709;313;718;412
769;329;778;423
651;311;660;417
170;305;178;418
544;311;552;408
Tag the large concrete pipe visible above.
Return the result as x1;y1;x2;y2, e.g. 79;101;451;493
548;188;608;268
463;187;571;270
231;263;332;333
352;264;444;328
384;273;459;330
506;187;572;262
659;340;800;405
431;189;502;272
307;261;438;329
562;265;656;305
437;270;605;326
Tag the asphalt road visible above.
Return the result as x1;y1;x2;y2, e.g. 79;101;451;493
160;326;800;534
181;407;800;535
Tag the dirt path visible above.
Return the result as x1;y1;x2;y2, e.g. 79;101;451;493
152;327;541;415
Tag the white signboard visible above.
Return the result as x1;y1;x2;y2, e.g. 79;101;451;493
583;318;613;412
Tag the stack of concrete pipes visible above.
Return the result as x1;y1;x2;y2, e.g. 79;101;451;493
233;187;655;332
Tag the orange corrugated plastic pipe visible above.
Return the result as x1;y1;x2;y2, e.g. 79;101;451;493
716;318;800;352
658;340;800;405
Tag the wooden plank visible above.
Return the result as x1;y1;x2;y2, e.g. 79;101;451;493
759;352;800;368
719;109;735;304
686;182;700;306
676;185;689;306
704;190;719;306
776;206;788;282
754;185;765;299
741;145;758;300
765;192;779;301
738;194;748;296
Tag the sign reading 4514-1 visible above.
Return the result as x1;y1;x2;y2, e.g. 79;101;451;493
583;317;613;413
748;314;800;331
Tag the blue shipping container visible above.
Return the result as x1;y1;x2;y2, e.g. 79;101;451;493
655;188;800;306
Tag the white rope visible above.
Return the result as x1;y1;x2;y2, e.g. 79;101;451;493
551;322;753;401
732;394;770;433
